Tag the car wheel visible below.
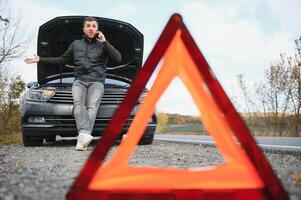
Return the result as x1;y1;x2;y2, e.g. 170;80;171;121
22;133;43;147
139;133;154;145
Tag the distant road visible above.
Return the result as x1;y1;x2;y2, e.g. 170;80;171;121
155;134;301;152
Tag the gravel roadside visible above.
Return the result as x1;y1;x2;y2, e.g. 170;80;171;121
0;140;300;200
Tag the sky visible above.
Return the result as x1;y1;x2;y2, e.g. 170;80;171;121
7;0;301;115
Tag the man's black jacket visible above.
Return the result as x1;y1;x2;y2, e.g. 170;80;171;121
39;36;121;83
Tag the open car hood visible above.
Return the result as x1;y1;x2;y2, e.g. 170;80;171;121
37;16;143;84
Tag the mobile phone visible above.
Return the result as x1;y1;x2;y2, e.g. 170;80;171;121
94;32;99;39
95;31;102;40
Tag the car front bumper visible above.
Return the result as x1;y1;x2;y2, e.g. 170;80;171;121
22;100;157;138
22;123;157;137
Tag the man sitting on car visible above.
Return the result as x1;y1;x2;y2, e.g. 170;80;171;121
25;16;121;151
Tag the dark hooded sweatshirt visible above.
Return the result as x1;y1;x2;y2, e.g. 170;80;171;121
39;35;121;83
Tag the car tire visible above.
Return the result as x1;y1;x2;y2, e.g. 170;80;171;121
139;133;154;145
22;134;43;147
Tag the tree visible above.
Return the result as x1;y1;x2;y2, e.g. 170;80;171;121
235;74;255;117
0;0;30;65
265;54;292;135
232;41;301;136
287;38;301;136
157;112;169;133
0;72;25;134
0;0;30;134
235;73;261;133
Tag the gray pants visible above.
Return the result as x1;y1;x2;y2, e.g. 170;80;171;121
72;80;104;135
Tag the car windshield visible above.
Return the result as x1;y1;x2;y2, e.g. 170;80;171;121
48;77;130;88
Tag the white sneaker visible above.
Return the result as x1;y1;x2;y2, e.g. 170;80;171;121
76;132;93;151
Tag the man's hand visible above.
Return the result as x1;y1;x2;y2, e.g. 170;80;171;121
96;31;106;43
25;55;39;64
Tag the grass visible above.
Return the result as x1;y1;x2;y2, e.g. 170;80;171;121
0;132;22;146
158;123;300;137
158;124;206;134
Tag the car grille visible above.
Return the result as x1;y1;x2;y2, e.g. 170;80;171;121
44;116;133;128
48;90;127;104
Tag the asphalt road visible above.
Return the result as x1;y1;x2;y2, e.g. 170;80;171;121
155;134;301;152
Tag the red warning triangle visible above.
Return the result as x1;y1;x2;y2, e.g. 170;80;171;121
67;14;287;200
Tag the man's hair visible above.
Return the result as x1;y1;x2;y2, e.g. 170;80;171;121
83;16;98;26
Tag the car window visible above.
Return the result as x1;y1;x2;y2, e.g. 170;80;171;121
105;79;129;87
48;77;75;83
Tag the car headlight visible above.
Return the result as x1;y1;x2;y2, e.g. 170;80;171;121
26;90;55;101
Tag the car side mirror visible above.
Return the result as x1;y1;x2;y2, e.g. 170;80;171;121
27;81;39;89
